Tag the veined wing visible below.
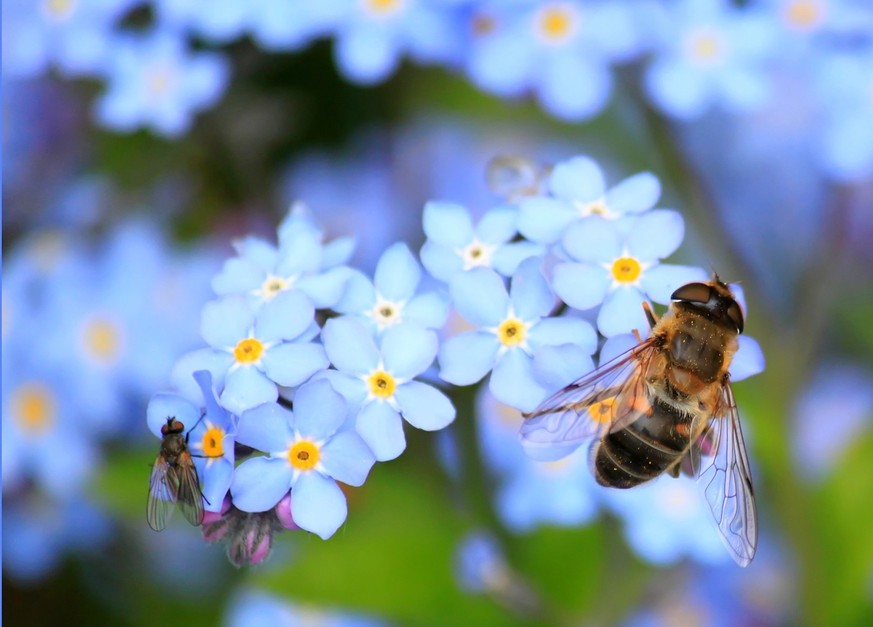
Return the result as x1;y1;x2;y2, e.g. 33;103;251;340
170;451;205;527
694;379;758;567
147;456;175;532
519;338;659;462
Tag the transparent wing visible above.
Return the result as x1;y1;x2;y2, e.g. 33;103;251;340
147;456;176;532
519;338;659;461
171;452;205;527
694;380;758;567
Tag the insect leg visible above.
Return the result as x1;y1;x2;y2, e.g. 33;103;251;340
642;301;658;329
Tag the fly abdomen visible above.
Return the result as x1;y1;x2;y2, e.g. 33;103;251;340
593;397;694;489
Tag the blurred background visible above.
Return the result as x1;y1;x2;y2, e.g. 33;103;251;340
3;1;873;625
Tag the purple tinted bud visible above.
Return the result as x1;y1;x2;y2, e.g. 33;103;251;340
274;494;299;530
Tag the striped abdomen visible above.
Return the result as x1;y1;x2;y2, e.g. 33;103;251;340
593;396;693;489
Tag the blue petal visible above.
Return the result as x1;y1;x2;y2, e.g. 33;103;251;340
334;269;376;314
292;380;346;441
201;296;254;347
644;58;710;120
320;430;375;486
509;258;554;321
395;381;456;431
552;263;611;310
335;24;398;85
405;291;449;329
275;232;321;277
146;393;198;439
422;201;474;248
640;264;708;304
599;333;641;366
233;236;278;272
626;210;685;262
255;290;314;342
202;460;234;512
321;236;356;269
492;241;546;277
170;349;234;404
261;342;329;387
375;242;421;302
231;457;292;512
193;370;227;428
297;267;353;309
291;472;347;539
356;401;406;461
605;172;661;215
548;155;605;202
212;257;264;295
532;344;596;391
597;287;650;338
237;402;293;452
312;371;368;408
562;217;621;263
221;366;278;415
381;324;438;379
731;336;765;382
438;332;499;385
537;55;611;120
450;268;509;327
420;242;463;283
517;197;577;244
490;349;551;413
476;206;517;244
322;317;380;375
528;317;598;353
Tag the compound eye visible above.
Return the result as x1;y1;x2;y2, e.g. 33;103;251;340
726;301;744;333
671;282;712;304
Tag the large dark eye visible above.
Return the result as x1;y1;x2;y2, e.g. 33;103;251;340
671;282;712;304
727;301;744;333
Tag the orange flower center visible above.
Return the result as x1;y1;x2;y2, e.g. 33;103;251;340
234;338;264;364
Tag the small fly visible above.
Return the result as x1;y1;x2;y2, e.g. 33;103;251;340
147;417;205;532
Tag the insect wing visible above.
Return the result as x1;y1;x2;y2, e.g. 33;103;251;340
694;381;758;567
519;339;658;461
172;451;206;527
147;455;176;532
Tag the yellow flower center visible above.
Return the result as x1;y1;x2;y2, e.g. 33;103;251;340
364;0;403;17
371;299;403;328
368;370;397;399
471;12;497;37
12;382;56;435
260;275;290;300
201;427;225;457
288;440;320;471
42;0;75;19
578;199;610;217
784;0;823;29
611;257;642;284
536;4;576;43
83;316;123;366
461;240;495;270
688;30;724;64
587;397;617;424
234;338;264;364
497;318;526;347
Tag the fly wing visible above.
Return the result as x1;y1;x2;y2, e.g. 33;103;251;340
147;456;175;532
519;338;659;461
171;451;206;527
693;380;758;567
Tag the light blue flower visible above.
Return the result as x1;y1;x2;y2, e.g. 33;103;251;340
230;380;375;540
321;317;455;461
643;0;776;119
464;1;649;120
454;531;511;594
2;0;136;78
249;0;344;51
225;588;389;627
604;478;729;566
174;292;328;415
331;0;461;85
517;156;661;244
438;259;597;412
552;212;707;337
335;242;448;333
212;204;353;311
420;201;544;283
94;30;229;136
153;0;253;44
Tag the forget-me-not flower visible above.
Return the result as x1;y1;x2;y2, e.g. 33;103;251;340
420;201;544;283
230;380;375;540
321;317;455;461
552;211;708;337
439;259;597;412
517;155;661;244
334;242;448;333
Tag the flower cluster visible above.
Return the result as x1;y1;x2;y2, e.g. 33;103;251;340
146;153;765;568
5;0;873;180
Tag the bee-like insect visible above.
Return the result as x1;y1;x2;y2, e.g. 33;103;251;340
520;278;758;566
147;417;205;532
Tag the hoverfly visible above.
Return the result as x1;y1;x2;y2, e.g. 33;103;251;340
520;278;758;566
147;417;205;532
